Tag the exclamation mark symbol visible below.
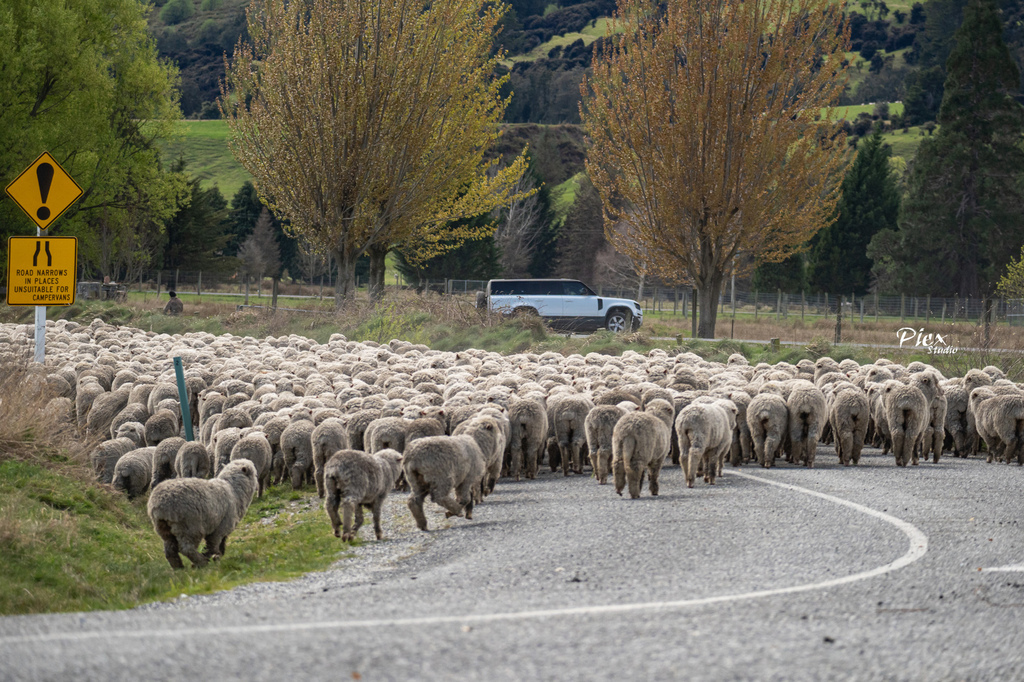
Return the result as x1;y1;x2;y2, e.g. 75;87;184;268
36;163;54;222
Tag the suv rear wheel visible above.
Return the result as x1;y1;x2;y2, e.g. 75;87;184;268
605;309;632;333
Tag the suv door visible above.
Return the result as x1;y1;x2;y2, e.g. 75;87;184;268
561;280;602;330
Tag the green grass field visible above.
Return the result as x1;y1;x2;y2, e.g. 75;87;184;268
159;120;252;200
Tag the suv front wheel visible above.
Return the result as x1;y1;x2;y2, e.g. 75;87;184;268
605;309;632;333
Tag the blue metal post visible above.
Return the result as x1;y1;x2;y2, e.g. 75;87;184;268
172;356;194;442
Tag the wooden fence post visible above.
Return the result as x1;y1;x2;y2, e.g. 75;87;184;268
801;292;805;321
860;298;864;323
925;294;930;323
691;287;698;339
197;271;202;298
900;293;905;322
834;296;843;344
942;301;947;323
754;290;758;321
776;289;781;321
875;293;879;322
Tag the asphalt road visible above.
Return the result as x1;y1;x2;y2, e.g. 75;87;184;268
2;445;1023;681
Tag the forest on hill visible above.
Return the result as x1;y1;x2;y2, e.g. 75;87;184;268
151;0;1024;124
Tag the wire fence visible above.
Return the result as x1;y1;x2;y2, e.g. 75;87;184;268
72;271;1022;326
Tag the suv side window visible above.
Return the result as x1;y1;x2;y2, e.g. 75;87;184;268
563;281;591;296
489;281;511;295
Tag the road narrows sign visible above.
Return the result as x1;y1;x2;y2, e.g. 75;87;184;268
6;236;78;306
5;152;83;231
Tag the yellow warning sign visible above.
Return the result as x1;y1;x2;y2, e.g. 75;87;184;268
5;152;83;231
6;236;77;306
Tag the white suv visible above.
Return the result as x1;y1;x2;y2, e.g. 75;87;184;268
483;279;643;333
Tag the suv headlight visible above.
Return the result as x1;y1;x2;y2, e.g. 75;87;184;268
633;302;642;313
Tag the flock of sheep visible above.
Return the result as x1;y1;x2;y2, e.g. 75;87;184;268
1;317;1020;570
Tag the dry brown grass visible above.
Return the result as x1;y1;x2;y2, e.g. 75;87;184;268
0;363;93;473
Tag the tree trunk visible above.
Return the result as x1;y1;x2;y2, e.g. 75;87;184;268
244;275;250;305
271;277;279;310
696;272;725;339
333;246;357;308
368;245;388;303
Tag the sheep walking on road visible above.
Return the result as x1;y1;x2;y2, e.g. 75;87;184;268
324;449;403;541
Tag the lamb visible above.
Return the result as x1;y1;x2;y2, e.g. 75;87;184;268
551;394;594;475
506;397;549;481
112;447;155;499
324;448;404;541
585;405;626;485
147;459;258;569
311;417;349;498
881;380;929;467
676;401;733;486
746;393;788;468
145;409;180;446
152;437;186;489
786;382;827;468
611;403;672;498
829;384;870;466
90;437;137;484
176;441;212;479
403;435;486;531
280;419;316;489
230;433;273;497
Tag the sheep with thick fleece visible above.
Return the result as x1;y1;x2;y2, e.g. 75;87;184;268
676;401;733;487
113;447;155;499
829;384;870;466
324;448;404;541
551;394;594;475
972;390;1024;464
311;418;349;498
280;419;316;489
453;415;505;498
151;437;186;488
230;433;272;497
507;397;548;481
365;417;408;454
346;409;382;451
585;405;626;485
91;437;137;484
943;383;970;458
86;388;130;437
115;421;146;448
145;409;180;446
403;435;486;531
147;459;258;569
909;371;946;464
611;403;672;498
746;393;788;468
882;380;929;467
109;403;150;440
75;379;105;428
786;381;827;468
176;441;211;479
212;427;242;475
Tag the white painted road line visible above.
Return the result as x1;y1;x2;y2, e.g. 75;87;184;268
0;469;929;647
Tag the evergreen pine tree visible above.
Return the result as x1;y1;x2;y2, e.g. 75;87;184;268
752;253;807;293
868;0;1024;297
809;128;899;295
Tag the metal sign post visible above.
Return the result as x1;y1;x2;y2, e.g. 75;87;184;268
173;357;195;442
5;152;83;363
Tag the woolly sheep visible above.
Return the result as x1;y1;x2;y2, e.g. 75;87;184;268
746;393;788;468
147;459;258;569
230;433;273;497
176;441;211;479
453;415;505;498
403;435;486;531
212;427;242;475
786;382;827;468
676;401;733;486
506;397;548;481
109;403;150;440
346;409;381;450
115;421;147;448
943;383;970;458
911;371;947;464
312;417;349;498
280;419;316;489
145;409;180;446
91;437;137;484
365;417;408;454
972;390;1024;464
882;380;929;467
611;405;672;498
551;394;594;475
585;405;626;485
324;448;404;541
112;447;155;499
152;437;186;489
829;385;870;466
86;388;130;437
